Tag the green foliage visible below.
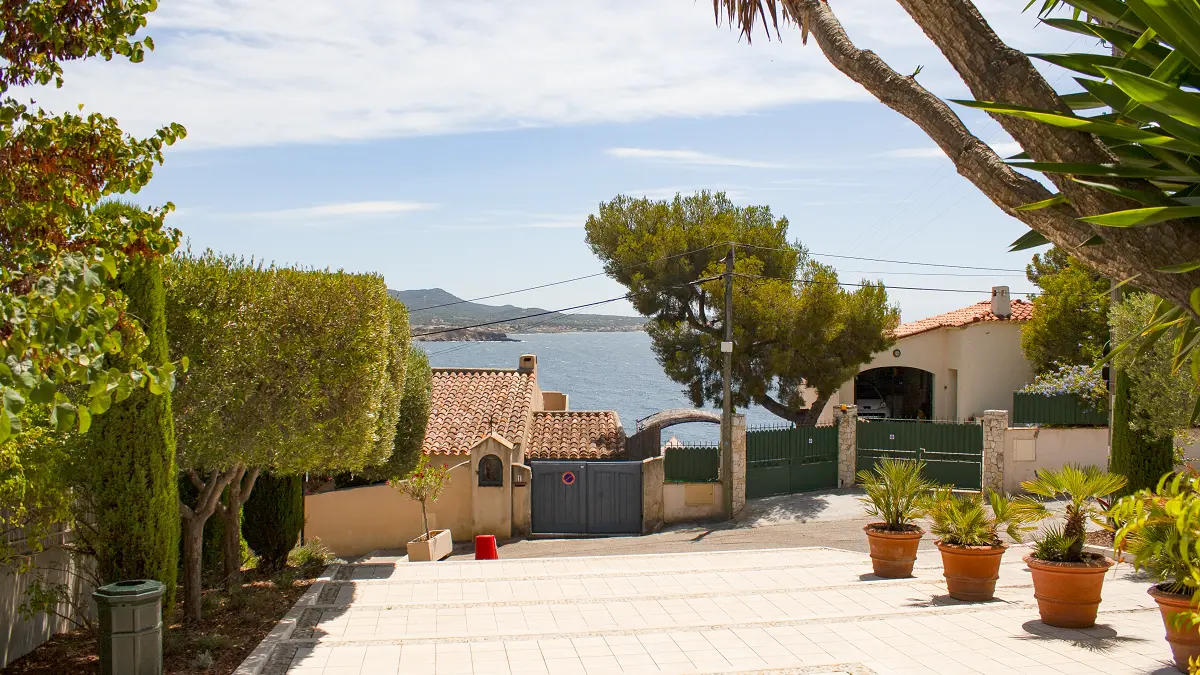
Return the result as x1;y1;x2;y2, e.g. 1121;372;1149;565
0;3;185;441
0;404;73;563
373;299;411;465
1111;469;1200;595
1019;364;1109;405
1111;293;1200;442
1021;248;1111;373
287;537;340;572
390;455;451;540
855;459;935;532
924;489;1039;547
243;474;304;572
963;2;1200;420
585;191;899;425
1021;465;1127;563
79;254;179;608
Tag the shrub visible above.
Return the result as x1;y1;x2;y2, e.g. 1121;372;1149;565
287;537;340;572
1111;469;1200;596
243;474;304;572
856;459;935;532
1019;364;1107;406
79;254;179;609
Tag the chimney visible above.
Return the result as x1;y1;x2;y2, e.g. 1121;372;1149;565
991;286;1012;318
518;354;537;374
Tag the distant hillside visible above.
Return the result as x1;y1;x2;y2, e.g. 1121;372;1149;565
392;288;645;336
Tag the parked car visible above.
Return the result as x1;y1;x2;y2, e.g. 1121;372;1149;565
856;385;890;418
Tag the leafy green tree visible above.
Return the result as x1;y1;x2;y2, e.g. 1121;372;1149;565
1021;248;1111;374
243;474;304;572
586;192;898;425
79;238;178;610
711;1;1200;408
165;252;402;620
354;348;432;483
1;0;185;441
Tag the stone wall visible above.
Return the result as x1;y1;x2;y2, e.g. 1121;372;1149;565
641;456;665;534
835;405;858;488
731;414;747;516
982;409;1008;493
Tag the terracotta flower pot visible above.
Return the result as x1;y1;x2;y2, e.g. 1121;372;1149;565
1148;584;1200;673
1024;554;1113;628
936;541;1005;601
864;524;923;578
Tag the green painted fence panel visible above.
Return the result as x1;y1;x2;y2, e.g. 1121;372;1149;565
1012;392;1108;427
747;425;838;498
855;419;982;490
663;445;720;483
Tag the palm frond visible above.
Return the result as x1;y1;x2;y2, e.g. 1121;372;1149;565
857;458;937;530
711;0;811;44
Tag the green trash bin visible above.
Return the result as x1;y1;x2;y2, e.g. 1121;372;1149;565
93;579;164;675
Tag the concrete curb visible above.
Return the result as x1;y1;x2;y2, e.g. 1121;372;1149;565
232;563;341;675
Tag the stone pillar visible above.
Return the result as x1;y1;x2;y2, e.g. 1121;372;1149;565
835;405;858;488
641;456;664;534
731;414;747;516
982;409;1008;493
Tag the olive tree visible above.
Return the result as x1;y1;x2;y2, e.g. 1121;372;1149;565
164;252;405;621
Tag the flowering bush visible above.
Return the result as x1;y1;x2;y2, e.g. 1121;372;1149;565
389;455;450;541
1020;364;1108;406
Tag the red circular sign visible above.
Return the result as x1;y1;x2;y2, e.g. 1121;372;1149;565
561;471;576;486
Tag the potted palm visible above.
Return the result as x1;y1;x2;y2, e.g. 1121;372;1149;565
1020;465;1127;628
1111;469;1200;673
858;458;935;578
390;455;453;562
924;488;1039;601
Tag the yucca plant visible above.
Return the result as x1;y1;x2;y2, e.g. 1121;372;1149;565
925;488;1041;547
1021;465;1128;563
857;458;936;532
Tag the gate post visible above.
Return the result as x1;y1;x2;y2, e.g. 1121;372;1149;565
731;414;747;516
982;410;1008;493
835;405;858;488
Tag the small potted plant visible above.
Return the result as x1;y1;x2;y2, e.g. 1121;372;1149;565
1020;465;1127;628
1111;469;1200;672
924;488;1039;601
390;456;452;562
857;458;935;578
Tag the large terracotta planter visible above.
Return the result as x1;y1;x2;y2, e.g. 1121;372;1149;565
1149;584;1200;673
1024;554;1113;628
407;529;452;562
864;524;923;578
936;541;1005;601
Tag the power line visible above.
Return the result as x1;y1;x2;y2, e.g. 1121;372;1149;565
412;276;721;338
408;243;723;313
734;243;1025;272
838;268;1024;277
732;271;1036;295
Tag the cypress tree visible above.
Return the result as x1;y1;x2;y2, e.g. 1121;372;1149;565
243;474;304;571
82;254;179;610
1110;369;1173;495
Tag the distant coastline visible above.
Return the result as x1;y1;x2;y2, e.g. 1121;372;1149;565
394;287;645;338
413;325;644;342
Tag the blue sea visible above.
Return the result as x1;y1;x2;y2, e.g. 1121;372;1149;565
417;331;781;444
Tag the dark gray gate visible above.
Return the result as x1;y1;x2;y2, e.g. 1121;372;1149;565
531;461;642;535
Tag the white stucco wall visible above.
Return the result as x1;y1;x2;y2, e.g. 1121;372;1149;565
837;321;1033;422
1003;427;1110;494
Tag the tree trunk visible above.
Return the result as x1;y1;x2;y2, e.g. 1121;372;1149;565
420;500;430;541
756;392;831;427
218;465;261;589
180;516;205;624
178;468;237;623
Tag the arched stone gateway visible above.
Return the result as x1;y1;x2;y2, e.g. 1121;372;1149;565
625;408;722;461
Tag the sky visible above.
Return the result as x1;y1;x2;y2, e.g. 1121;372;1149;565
32;0;1099;323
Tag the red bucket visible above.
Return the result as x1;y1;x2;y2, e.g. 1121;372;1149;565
474;535;498;560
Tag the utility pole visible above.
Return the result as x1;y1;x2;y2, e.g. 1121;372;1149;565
721;244;735;519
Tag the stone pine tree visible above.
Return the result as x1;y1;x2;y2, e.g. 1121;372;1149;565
586;191;898;426
80;204;179;609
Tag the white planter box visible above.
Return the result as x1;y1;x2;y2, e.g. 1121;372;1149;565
407;529;452;562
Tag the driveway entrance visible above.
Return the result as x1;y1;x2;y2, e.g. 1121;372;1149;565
530;460;642;535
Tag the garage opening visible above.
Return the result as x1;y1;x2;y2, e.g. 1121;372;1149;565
855;367;934;420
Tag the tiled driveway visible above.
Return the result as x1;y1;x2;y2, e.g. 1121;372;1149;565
240;546;1178;675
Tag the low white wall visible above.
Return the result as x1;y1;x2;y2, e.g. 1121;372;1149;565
1003;427;1109;494
664;483;724;523
0;534;93;667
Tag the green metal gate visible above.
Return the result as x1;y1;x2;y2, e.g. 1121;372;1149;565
855;419;982;490
747;425;838;499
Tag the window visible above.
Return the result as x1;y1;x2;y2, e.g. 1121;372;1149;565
478;454;503;487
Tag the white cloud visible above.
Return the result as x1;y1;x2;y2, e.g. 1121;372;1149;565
24;1;1082;151
606;147;789;169
240;200;436;221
